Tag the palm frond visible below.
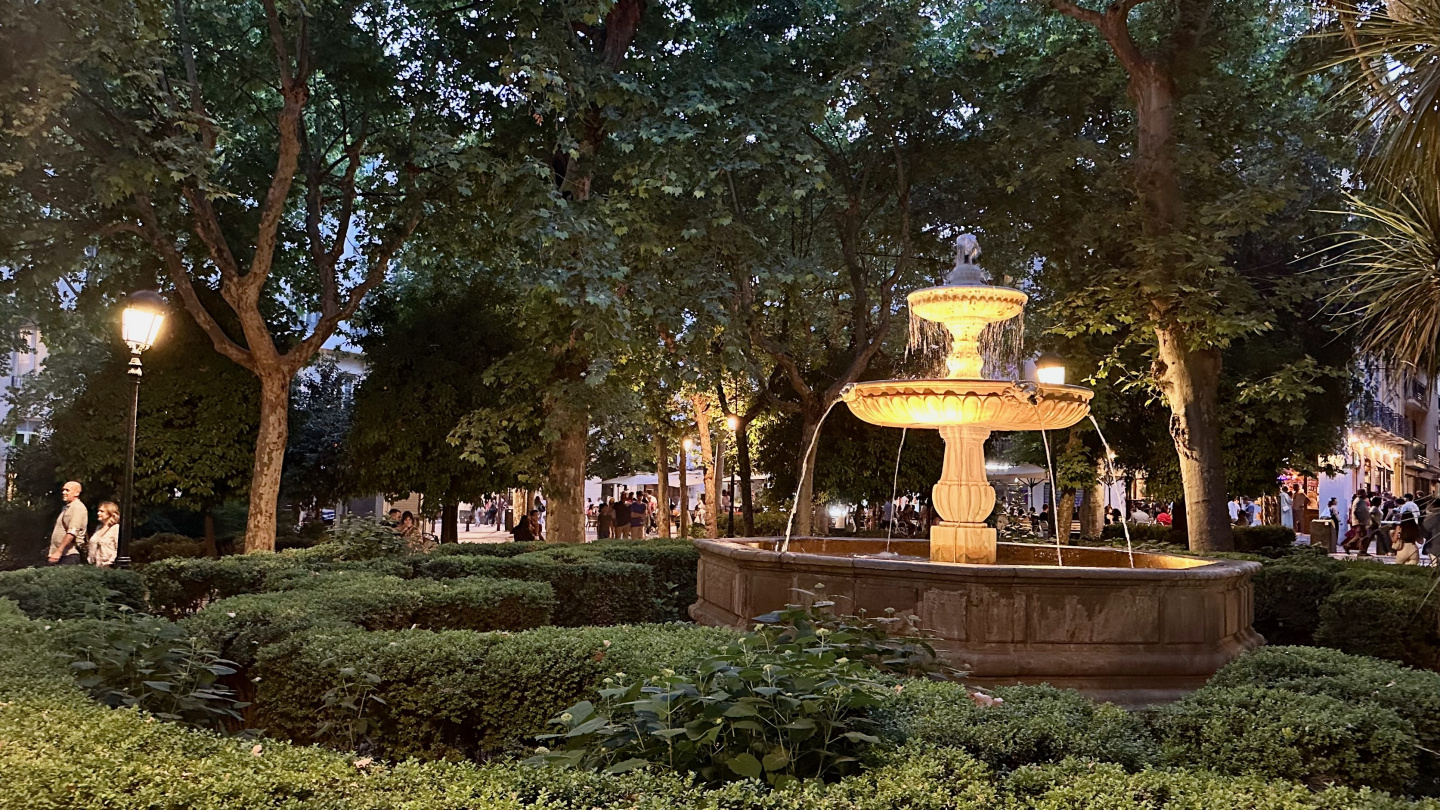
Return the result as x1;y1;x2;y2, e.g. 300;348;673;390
1323;187;1440;375
1322;0;1440;185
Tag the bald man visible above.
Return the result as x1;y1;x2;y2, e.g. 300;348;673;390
48;481;88;565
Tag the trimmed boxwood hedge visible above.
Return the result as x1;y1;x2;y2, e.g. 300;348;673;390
0;602;1430;810
182;573;556;668
1207;645;1440;795
1158;685;1419;794
0;566;147;619
406;553;658;626
252;622;736;760
875;680;1158;772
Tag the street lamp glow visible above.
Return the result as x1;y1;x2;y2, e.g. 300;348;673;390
1035;353;1066;386
727;414;739;432
122;291;166;352
682;437;693;451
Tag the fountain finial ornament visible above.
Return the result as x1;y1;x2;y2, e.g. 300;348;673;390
945;233;987;286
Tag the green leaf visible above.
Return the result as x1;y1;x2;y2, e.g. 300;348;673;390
727;753;763;780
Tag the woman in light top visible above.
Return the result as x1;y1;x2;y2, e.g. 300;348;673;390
89;501;120;568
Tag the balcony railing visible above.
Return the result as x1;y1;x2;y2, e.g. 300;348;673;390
1350;394;1414;440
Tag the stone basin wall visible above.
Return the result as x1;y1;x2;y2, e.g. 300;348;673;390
690;537;1264;705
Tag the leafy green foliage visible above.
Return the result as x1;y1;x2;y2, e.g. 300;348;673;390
316;666;389;754
55;610;249;730
129;533;208;566
255;624;736;761
1158;685;1418;794
348;270;527;507
282;358;357;514
530;625;892;787
875;681;1158;773
0;566;146;619
13;309;259;514
324;517;408;561
752;593;953;681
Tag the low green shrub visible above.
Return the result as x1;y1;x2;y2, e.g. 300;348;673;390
430;541;548;558
1099;522;1181;546
584;540;700;623
1158;685;1418;793
183;573;553;669
1251;554;1341;645
52;610;249;730
1233;525;1299;554
1003;758;1428;810
1208;646;1440;795
0;605;1431;810
1314;576;1440;671
874;681;1158;772
0;565;147;619
254;623;736;761
129;532;208;566
142;554;299;617
408;552;658;626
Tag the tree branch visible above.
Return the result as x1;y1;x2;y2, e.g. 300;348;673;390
132;195;253;369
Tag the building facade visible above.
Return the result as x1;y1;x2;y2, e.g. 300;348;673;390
1314;358;1440;533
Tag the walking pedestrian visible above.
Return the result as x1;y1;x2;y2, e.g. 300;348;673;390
48;481;87;566
596;497;614;540
1280;486;1294;530
88;501;120;568
629;493;648;539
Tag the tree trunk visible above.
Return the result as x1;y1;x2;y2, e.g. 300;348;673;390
792;410;823;537
546;398;589;544
1081;480;1105;539
440;502;459;544
654;433;672;539
1154;330;1232;550
202;509;219;557
1056;487;1077;544
243;373;290;553
737;420;755;536
692;394;719;539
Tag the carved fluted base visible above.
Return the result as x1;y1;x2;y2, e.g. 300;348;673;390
929;523;996;564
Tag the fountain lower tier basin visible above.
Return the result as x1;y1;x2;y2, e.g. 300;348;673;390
841;379;1093;430
690;537;1263;706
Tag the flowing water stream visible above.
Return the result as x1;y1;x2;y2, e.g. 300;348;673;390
781;398;841;553
886;428;908;553
1088;414;1136;568
1039;428;1065;568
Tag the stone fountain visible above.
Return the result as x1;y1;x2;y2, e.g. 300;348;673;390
689;235;1262;704
840;234;1092;565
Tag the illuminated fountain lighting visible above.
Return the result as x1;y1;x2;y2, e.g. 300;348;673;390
840;234;1093;564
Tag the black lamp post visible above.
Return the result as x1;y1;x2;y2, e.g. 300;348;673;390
116;291;166;568
726;414;738;537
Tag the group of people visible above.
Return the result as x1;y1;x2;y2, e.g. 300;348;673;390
1342;489;1431;563
383;508;433;552
45;481;121;568
1117;503;1174;526
589;491;708;539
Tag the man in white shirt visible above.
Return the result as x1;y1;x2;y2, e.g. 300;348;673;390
48;481;88;566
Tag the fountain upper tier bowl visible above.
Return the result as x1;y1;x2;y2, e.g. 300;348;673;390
841;379;1094;431
908;284;1027;325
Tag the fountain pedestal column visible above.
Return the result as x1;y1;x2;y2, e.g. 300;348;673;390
930;425;996;564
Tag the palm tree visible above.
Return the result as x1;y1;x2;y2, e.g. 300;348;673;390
1324;1;1440;372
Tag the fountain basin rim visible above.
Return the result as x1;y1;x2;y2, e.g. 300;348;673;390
693;537;1261;582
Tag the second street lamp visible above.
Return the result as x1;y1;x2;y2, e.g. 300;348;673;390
117;291;166;568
